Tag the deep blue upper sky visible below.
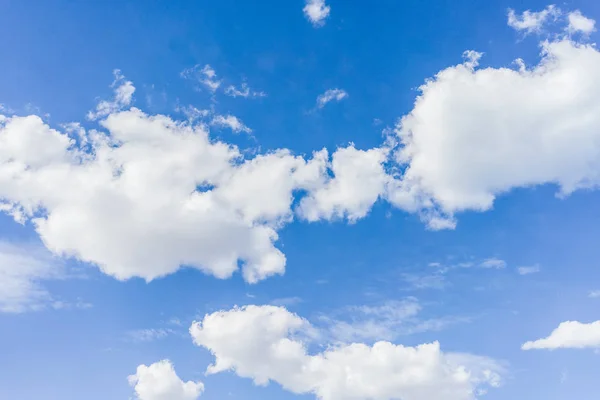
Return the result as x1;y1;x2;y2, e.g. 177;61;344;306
1;1;600;400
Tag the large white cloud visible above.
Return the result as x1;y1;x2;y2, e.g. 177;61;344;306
129;360;204;400
190;305;503;400
389;38;600;227
522;320;600;350
0;109;329;282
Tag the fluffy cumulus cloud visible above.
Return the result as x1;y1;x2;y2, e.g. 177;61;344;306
0;108;326;283
522;320;600;350
298;146;389;222
0;241;63;313
389;38;600;228
129;360;204;400
316;88;348;108
0;86;382;283
567;10;596;35
304;0;330;27
190;305;503;400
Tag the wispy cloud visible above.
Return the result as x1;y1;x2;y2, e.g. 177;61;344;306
402;273;448;290
320;298;469;343
0;241;66;313
224;83;266;99
589;290;600;298
211;114;252;134
478;258;507;269
270;297;303;307
316;88;348;108
517;265;541;275
87;69;135;120
181;64;222;92
126;328;175;343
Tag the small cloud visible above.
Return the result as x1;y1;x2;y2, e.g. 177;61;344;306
87;69;135;120
211;114;252;134
270;297;303;307
126;328;174;343
517;264;541;275
402;273;448;290
304;0;330;27
224;83;266;99
507;5;561;35
181;64;222;92
316;88;348;109
479;258;506;269
589;290;600;299
51;298;93;310
566;10;596;35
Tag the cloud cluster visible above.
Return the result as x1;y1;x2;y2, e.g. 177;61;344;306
129;360;204;400
507;5;596;36
2;13;600;284
190;305;503;400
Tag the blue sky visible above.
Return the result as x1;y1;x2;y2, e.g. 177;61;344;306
1;1;600;399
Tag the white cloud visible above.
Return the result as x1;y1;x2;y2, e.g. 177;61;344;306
298;146;389;222
507;5;561;35
129;360;204;400
270;296;303;307
181;64;222;92
478;258;506;269
224;83;266;99
402;273;448;290
0;107;367;284
589;290;600;298
87;69;135;120
211;114;252;134
190;305;503;400
316;88;348;108
567;11;596;35
127;328;174;343
389;39;600;228
322;298;467;343
522;320;600;350
517;265;541;275
304;0;330;27
0;241;62;313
